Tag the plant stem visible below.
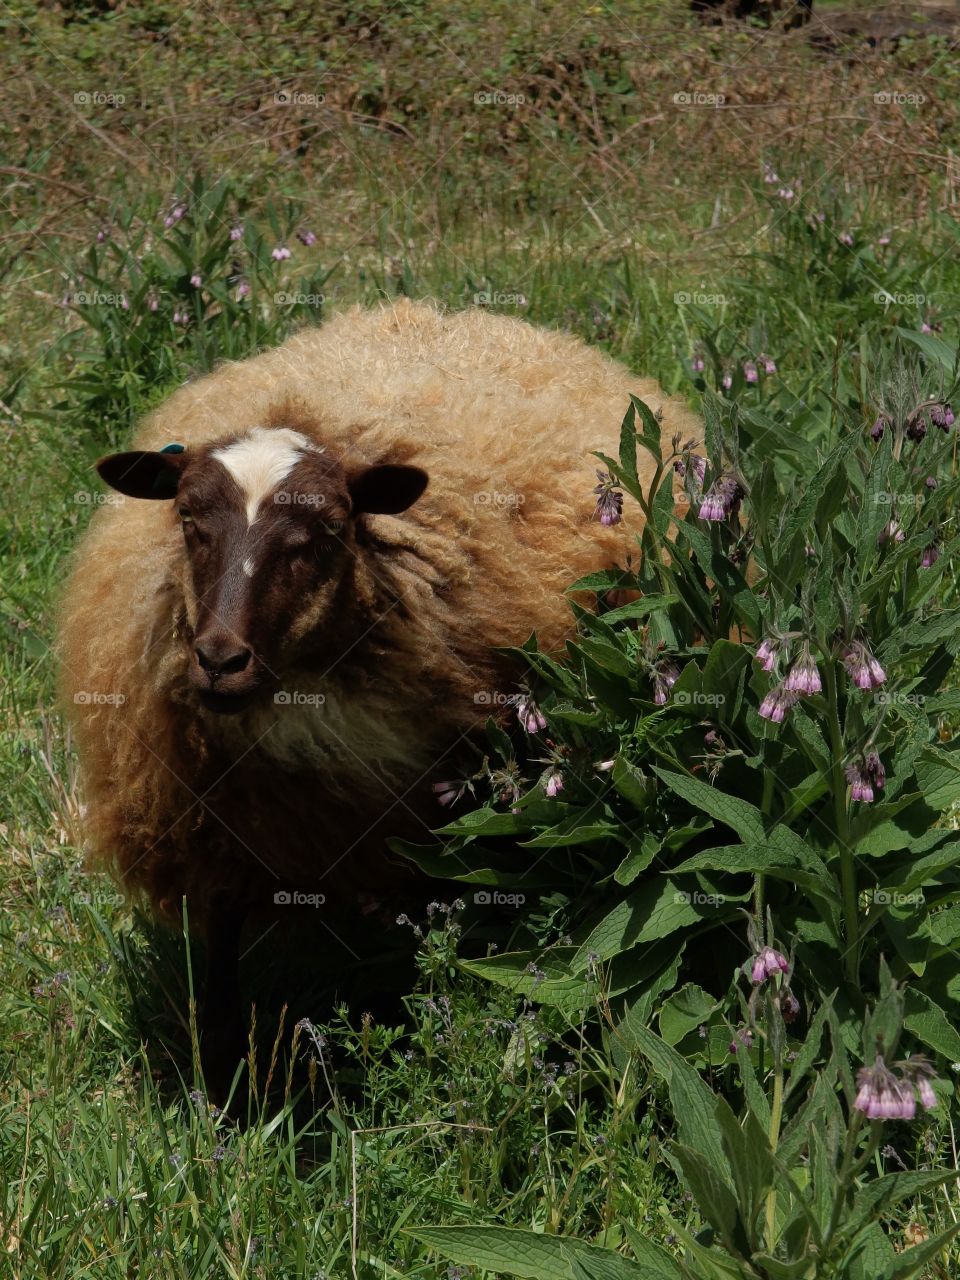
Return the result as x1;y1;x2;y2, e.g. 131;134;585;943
822;653;858;984
764;1061;785;1250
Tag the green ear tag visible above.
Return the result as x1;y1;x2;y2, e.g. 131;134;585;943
154;443;184;497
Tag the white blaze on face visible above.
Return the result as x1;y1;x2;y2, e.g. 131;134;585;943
212;426;315;525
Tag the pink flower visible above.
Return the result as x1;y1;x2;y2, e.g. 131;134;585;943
843;641;885;689
297;228;317;246
722;372;733;390
755;637;781;672
544;770;564;798
783;644;821;695
855;1057;920;1120
190;273;202;287
432;781;458;806
750;947;790;983
272;245;292;261
743;360;759;384
230;225;244;240
758;684;799;723
164;203;186;228
516;696;546;734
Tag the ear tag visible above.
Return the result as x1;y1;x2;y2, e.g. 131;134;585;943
154;443;185;497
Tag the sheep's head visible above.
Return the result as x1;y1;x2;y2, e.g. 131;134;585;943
96;427;428;713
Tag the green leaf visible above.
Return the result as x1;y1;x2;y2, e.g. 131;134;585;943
903;989;960;1060
670;1143;746;1258
406;1226;668;1280
914;747;960;811
619;399;639;481
651;768;765;842
659;984;721;1046
572;878;725;969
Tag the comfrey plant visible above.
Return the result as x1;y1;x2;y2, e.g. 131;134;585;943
399;340;960;1076
411;963;958;1277
55;174;332;444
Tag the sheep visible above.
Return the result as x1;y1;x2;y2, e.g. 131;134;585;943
57;298;700;1092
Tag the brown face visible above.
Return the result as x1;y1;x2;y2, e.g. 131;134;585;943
96;428;428;713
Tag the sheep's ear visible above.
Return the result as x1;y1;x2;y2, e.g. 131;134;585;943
349;464;428;515
96;448;186;500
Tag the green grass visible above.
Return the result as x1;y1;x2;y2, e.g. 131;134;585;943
3;2;960;1276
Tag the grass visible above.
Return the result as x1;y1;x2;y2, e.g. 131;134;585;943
3;1;960;1276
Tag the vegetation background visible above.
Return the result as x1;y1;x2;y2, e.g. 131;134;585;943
2;1;960;1277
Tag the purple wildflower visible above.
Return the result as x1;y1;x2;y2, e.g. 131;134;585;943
781;991;801;1023
763;162;778;184
699;473;744;523
544;770;564;798
777;186;795;201
783;643;822;695
728;1027;753;1054
272;245;291;261
743;360;759;384
722;371;733;390
864;750;886;793
164;203;186;228
931;402;954;430
760;353;777;374
870;415;887;442
652;660;680;705
879;519;905;546
855;1057;917;1120
297;228;317;246
758;684;799;723
843;640;885;689
839;231;854;246
921;540;940;568
230;224;244;240
906;411;927;443
147;291;159;312
845;763;874;804
878;234;891;246
593;470;624;526
750;946;790;984
432;781;459;807
96;227;109;244
236;280;251;299
755;636;782;673
516;696;546;734
189;273;202;288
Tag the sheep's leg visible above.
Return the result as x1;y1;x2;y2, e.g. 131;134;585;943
198;899;248;1106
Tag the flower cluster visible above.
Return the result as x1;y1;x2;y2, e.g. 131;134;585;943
854;1055;938;1120
593;470;624;526
844;750;885;804
698;472;744;523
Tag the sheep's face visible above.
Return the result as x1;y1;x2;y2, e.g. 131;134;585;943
96;428;428;713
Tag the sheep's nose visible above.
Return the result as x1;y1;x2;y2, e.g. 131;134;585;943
194;639;252;678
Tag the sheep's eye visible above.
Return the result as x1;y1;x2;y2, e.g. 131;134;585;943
178;507;194;523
